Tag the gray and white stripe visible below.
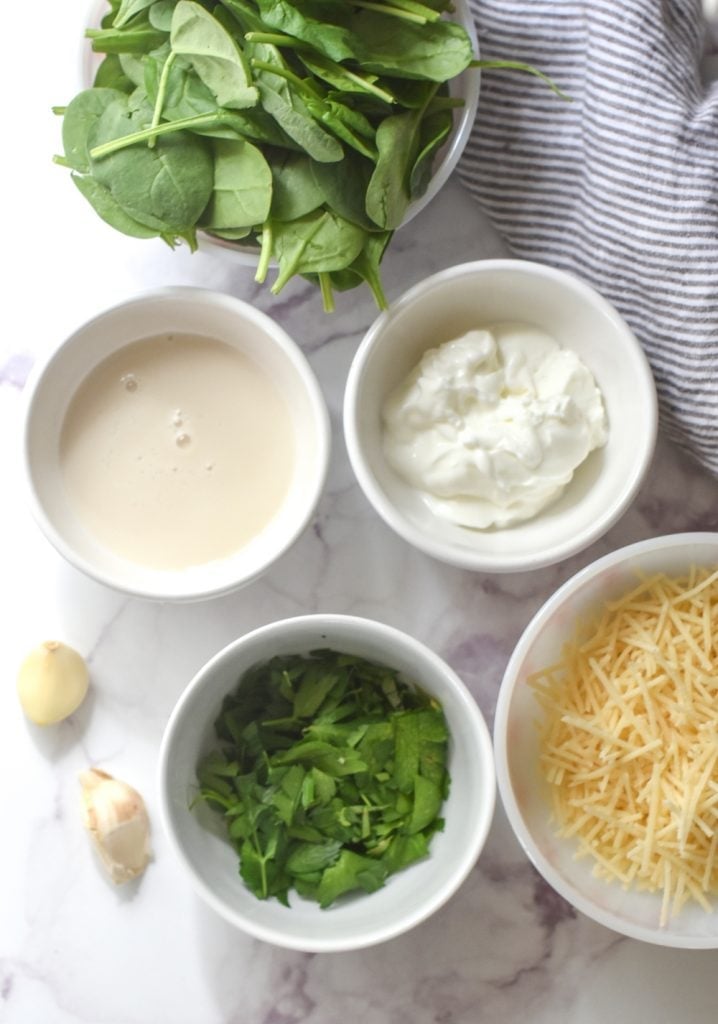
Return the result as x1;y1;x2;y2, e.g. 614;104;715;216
458;0;718;476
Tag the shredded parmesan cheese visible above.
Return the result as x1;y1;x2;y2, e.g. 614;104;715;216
531;567;718;925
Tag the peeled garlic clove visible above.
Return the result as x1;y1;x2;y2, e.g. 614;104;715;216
17;640;89;725
80;768;151;884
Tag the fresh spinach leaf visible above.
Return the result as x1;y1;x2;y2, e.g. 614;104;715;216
365;98;434;229
93;54;135;91
310;154;376;231
62;88;123;172
60;0;559;309
113;0;156;28
90;92;214;231
71;172;160;238
250;42;343;162
255;0;356;62
144;51;294;143
307;230;390;310
119;50;147;86
149;0;175;30
268;152;324;220
216;0;267;34
307;98;377;160
270;209;365;293
297;51;395;105
170;1;259;109
349;11;474;81
201;137;272;229
409;106;452;198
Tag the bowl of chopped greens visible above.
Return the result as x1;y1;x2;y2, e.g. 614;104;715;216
158;613;495;951
64;0;480;312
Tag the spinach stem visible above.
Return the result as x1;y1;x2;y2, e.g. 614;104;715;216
89;112;225;159
426;95;465;112
149;51;177;149
335;68;395;104
471;59;571;101
351;0;427;24
303;54;397;105
364;267;388;311
251;827;269;899
383;0;441;22
250;59;317;99
244;31;300;47
318;273;335;313
248;33;396;104
255;222;273;283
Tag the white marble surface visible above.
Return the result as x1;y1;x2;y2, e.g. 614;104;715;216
4;5;718;1023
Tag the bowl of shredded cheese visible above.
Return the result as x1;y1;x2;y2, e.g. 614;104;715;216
494;531;718;947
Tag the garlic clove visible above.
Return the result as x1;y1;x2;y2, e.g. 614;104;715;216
80;768;151;884
17;640;89;725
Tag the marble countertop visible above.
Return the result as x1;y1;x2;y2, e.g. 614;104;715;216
4;5;718;1023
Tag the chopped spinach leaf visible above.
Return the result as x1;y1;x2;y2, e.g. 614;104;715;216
195;649;450;907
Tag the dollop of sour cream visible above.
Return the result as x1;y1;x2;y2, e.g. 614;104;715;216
381;324;608;529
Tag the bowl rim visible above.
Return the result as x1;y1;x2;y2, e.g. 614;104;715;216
343;258;659;574
157;612;497;951
22;285;331;603
493;530;718;948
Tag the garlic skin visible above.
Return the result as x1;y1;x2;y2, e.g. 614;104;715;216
17;640;89;725
80;768;151;884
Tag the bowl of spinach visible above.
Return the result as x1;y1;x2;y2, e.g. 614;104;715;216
158;613;495;951
57;0;481;311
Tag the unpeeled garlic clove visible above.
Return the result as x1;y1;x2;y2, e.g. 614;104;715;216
80;768;151;884
17;640;89;725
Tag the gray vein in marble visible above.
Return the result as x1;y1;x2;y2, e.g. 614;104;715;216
258;961;316;1024
1;967;13;1002
532;874;577;932
441;630;513;727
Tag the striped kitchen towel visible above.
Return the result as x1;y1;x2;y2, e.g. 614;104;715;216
458;0;718;477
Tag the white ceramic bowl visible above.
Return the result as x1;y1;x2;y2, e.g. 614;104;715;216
158;614;495;951
23;287;330;601
344;259;658;574
80;1;480;268
494;532;718;948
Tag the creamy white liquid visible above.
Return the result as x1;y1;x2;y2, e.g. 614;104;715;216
60;333;295;570
382;324;608;529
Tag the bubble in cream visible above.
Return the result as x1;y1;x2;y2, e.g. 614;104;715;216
121;373;138;392
175;432;191;448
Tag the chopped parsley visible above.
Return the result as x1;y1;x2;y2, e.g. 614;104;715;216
195;649;450;907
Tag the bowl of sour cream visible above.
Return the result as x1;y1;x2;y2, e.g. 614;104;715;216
343;259;658;573
23;287;330;601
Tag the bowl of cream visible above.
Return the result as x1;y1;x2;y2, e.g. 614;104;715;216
23;287;330;601
343;259;658;573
